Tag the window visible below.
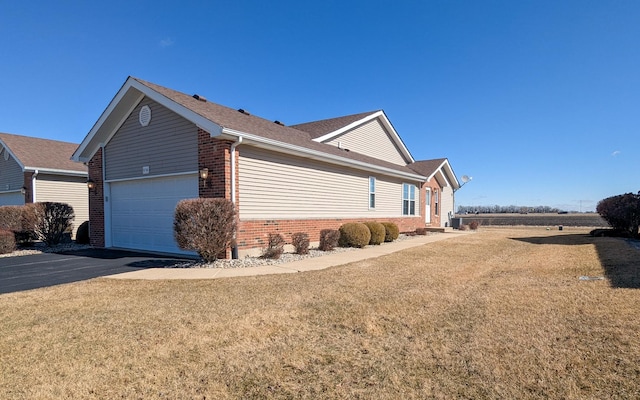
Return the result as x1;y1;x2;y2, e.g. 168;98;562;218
369;177;376;209
402;183;417;215
434;190;439;216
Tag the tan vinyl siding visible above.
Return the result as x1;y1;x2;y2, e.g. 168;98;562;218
238;147;412;219
323;119;408;165
36;174;89;237
105;98;198;181
0;148;24;191
441;185;454;227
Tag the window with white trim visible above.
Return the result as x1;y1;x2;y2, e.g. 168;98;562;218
369;177;376;209
402;183;417;215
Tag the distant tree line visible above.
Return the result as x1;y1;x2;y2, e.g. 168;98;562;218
457;205;562;214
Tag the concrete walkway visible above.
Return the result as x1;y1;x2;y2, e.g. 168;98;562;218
107;230;471;280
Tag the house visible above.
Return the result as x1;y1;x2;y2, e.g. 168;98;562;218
72;77;460;257
0;132;89;236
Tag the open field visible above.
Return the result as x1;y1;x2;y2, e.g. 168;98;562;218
455;213;607;227
1;227;639;399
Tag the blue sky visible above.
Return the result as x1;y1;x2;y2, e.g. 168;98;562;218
1;1;638;212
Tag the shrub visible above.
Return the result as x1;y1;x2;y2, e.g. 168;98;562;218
469;220;480;230
76;221;90;244
0;205;37;246
459;223;468;231
32;202;75;246
291;232;310;255
415;227;428;235
381;222;399;242
0;206;23;231
0;229;16;254
364;221;385;245
263;233;285;259
174;198;236;262
319;229;340;251
597;192;640;238
339;222;371;248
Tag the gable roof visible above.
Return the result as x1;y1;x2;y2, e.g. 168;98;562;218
0;132;87;176
409;158;460;189
73;77;425;181
292;110;415;163
291;111;378;139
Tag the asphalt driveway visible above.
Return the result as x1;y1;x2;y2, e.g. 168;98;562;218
0;249;194;294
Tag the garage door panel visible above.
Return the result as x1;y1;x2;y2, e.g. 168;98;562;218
110;174;198;255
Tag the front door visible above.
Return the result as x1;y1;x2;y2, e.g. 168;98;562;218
425;188;431;224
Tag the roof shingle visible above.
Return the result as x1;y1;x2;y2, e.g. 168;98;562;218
133;78;421;178
0;132;87;173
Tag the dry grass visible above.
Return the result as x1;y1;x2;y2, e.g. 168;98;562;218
1;227;640;399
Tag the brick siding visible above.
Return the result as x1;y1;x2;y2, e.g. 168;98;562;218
88;148;105;247
237;216;424;251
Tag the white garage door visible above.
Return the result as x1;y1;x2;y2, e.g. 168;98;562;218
0;191;25;206
110;174;198;254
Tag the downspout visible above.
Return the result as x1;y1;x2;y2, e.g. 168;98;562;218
230;136;243;259
31;170;39;203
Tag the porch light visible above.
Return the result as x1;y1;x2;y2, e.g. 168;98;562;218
20;186;26;195
87;178;96;192
199;168;209;187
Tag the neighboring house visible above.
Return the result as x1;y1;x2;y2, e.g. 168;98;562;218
0;132;89;236
72;77;460;257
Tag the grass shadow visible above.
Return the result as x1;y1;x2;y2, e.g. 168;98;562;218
512;234;640;289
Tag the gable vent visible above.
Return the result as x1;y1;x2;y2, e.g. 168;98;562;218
193;94;207;102
238;109;250;115
274;120;285;126
139;105;152;127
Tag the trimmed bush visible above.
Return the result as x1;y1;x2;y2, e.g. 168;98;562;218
339;222;371;248
364;221;385;245
33;202;75;246
469;220;480;230
415;227;428;236
319;229;340;251
597;192;640;238
174;198;236;262
0;206;23;231
0;229;16;254
381;222;399;242
291;232;310;255
76;221;90;244
0;205;37;246
263;233;285;259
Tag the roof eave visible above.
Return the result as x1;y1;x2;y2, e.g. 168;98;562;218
24;167;88;177
221;128;425;181
311;111;415;164
72;77;223;163
426;159;460;189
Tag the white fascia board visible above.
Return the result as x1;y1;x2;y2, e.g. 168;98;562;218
425;160;448;181
311;110;415;164
72;78;223;163
424;159;460;189
0;140;25;170
72;78;137;162
24;167;87;177
221;128;425;182
126;79;223;136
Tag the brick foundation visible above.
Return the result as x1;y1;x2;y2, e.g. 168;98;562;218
237;216;424;253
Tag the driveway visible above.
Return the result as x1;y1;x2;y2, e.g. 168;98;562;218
0;249;193;294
